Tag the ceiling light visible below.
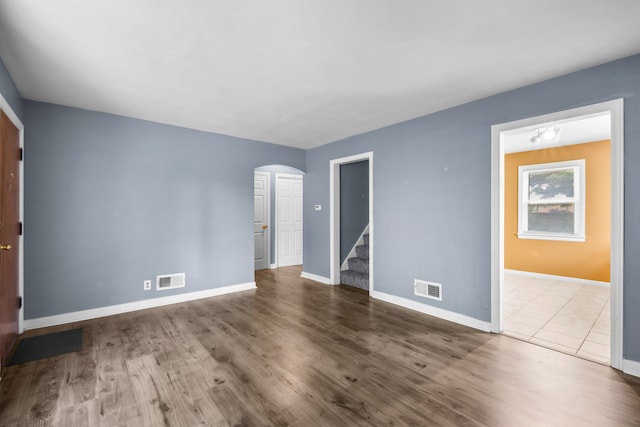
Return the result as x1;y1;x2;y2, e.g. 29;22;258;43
530;127;561;144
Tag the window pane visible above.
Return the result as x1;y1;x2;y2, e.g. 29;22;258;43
528;203;574;233
528;169;574;200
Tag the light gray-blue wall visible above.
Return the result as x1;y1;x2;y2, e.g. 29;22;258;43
0;56;23;120
340;160;369;263
303;53;640;362
24;101;305;319
254;164;304;265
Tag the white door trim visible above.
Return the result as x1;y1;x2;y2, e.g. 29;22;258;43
275;173;303;267
491;99;624;370
330;152;374;292
0;92;24;334
253;171;270;270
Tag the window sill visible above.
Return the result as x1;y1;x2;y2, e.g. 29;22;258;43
517;233;585;242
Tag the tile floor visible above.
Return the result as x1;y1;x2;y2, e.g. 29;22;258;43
503;272;610;365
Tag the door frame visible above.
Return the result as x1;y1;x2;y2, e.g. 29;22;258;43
254;171;270;270
490;99;623;370
275;173;303;267
0;92;24;334
330;152;374;292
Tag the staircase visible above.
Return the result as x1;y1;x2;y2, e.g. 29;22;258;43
341;233;369;290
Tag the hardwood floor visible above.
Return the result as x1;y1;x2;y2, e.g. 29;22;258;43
1;266;639;426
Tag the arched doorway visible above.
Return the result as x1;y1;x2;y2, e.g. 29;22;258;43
254;165;305;270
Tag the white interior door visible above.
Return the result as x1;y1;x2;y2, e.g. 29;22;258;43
254;171;269;270
277;174;303;267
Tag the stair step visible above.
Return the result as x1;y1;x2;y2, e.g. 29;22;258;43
363;233;369;245
341;270;369;291
347;257;369;274
356;244;369;259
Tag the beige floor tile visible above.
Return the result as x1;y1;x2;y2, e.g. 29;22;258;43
563;302;607;314
555;311;599;322
594;319;610;328
547;285;582;295
593;316;610;326
594;306;610;316
539;285;576;293
502;330;534;341
518;306;559;319
503;320;540;337
585;331;610;346
547;315;594;329
504;303;529;313
503;274;610;365
528;301;569;312
577;285;610;295
575;287;609;296
553;314;599;326
506;313;548;328
515;314;553;325
591;322;610;335
567;296;607;305
563;297;605;307
532;329;583;350
545;291;580;299
573;298;608;307
579;340;610;359
542;321;591;339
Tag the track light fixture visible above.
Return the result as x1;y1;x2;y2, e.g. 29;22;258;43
530;126;561;144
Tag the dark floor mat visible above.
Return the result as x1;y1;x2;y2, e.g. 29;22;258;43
7;328;83;366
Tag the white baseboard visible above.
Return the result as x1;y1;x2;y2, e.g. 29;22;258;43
300;271;333;285
371;291;491;332
269;263;278;269
24;281;257;330
623;359;640;377
504;269;610;287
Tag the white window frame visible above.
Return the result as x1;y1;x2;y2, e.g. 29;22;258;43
517;159;585;242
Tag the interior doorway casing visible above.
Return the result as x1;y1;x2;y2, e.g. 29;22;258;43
491;99;624;370
330;152;373;292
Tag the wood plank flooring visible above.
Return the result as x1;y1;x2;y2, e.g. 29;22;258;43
1;266;639;426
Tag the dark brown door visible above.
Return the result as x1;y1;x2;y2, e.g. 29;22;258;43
0;110;20;365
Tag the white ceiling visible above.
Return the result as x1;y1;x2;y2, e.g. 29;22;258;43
504;113;611;154
0;1;639;149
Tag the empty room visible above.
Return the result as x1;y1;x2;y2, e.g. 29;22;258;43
1;1;640;425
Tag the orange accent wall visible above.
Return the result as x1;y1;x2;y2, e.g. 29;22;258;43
505;140;610;282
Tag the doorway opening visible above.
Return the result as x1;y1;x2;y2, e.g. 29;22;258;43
330;152;374;293
491;100;623;369
338;160;370;291
0;94;24;369
254;165;304;271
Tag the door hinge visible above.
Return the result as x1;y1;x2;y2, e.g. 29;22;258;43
18;148;23;161
17;296;22;310
18;222;22;236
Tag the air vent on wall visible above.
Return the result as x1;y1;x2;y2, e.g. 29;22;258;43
414;279;442;301
156;273;185;291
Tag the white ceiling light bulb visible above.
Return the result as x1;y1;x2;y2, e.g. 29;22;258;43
530;127;561;144
542;128;556;140
544;126;561;141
